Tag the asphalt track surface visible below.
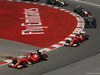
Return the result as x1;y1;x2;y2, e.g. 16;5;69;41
0;0;100;75
0;38;41;57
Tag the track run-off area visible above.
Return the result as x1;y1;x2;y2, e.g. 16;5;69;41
0;0;100;75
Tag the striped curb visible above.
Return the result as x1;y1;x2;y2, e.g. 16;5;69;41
0;0;85;66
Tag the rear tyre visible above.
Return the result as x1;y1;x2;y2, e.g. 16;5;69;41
64;2;68;6
46;0;51;4
93;18;96;22
73;9;77;13
77;41;80;46
42;55;48;61
85;24;88;28
94;23;97;28
85;35;89;40
57;1;61;6
81;13;84;17
30;0;33;2
33;0;39;2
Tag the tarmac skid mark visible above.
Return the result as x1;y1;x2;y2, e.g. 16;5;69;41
0;1;77;48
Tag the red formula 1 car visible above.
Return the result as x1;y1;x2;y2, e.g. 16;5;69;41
64;37;80;47
8;50;48;69
64;31;89;47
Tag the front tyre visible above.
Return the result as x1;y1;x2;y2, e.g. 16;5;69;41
12;59;18;64
64;2;68;6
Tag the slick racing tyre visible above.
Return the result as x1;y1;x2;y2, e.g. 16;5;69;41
29;0;39;2
85;23;88;28
57;1;61;6
84;18;88;23
73;9;77;13
29;59;37;64
73;41;80;46
64;40;70;46
46;0;51;4
12;59;18;64
93;18;96;22
42;54;48;61
32;0;39;2
66;40;70;43
73;8;79;13
85;35;89;40
64;2;68;6
22;61;27;67
94;23;97;28
81;13;85;17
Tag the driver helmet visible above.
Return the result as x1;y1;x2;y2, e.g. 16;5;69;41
30;52;33;56
81;8;84;11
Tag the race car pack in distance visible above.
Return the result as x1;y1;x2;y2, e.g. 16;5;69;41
74;6;97;28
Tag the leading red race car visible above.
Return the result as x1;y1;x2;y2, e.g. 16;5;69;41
64;31;89;47
8;50;48;69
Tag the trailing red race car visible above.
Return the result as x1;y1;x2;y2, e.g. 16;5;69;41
8;50;48;69
64;31;89;47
